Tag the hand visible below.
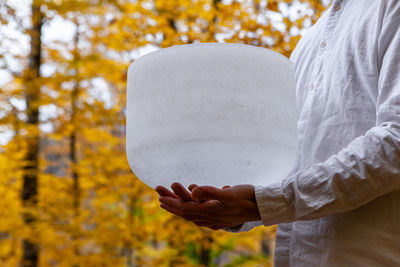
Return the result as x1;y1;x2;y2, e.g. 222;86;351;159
155;182;261;230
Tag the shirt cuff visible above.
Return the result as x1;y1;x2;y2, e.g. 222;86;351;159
254;182;292;226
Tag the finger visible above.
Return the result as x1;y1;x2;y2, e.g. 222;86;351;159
155;185;179;199
160;203;201;220
161;203;211;223
188;184;198;191
171;182;197;202
160;203;181;217
192;186;234;202
159;196;203;215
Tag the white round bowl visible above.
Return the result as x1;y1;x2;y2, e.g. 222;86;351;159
127;42;297;189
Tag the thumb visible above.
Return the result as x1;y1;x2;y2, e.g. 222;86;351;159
192;186;234;202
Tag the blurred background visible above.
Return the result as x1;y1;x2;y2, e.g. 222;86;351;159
0;0;330;266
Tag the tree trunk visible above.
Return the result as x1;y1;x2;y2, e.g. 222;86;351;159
70;20;81;266
71;19;81;219
21;2;43;267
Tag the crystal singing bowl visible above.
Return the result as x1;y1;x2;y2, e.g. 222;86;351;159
127;42;297;189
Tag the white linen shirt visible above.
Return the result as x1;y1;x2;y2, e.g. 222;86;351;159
226;0;400;266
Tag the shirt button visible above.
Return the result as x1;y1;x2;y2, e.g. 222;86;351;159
334;4;341;11
320;40;327;49
310;82;315;91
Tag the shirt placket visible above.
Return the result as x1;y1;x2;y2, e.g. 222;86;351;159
296;0;344;160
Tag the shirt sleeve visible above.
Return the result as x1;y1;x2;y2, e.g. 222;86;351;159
254;8;400;227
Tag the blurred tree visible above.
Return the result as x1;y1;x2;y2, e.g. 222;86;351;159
21;1;43;266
